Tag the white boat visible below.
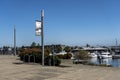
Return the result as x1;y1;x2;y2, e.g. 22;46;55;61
100;51;112;58
88;52;98;58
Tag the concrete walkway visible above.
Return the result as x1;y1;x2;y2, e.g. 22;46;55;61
0;55;120;80
46;60;120;80
0;55;66;80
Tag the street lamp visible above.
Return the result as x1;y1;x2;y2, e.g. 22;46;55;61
35;9;44;66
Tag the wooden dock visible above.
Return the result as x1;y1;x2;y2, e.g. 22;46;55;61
112;55;120;59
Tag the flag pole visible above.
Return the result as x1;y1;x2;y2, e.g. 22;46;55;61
41;9;44;66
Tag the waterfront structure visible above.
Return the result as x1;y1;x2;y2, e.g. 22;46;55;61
110;46;120;55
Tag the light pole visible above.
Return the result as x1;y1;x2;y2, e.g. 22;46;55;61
35;9;44;66
14;25;16;56
41;9;44;66
52;45;55;66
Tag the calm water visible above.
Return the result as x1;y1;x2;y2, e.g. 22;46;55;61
89;58;120;67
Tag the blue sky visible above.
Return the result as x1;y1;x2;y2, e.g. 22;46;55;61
0;0;120;47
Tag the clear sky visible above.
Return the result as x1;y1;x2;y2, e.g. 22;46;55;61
0;0;120;47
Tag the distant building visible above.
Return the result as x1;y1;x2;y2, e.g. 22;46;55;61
110;46;120;55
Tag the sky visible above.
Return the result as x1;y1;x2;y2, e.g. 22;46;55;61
0;0;120;47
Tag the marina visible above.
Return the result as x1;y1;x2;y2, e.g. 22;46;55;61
72;46;120;67
82;46;120;67
89;57;120;67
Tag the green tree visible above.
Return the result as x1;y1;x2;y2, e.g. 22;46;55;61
64;46;71;52
31;42;36;48
55;45;62;53
86;44;90;47
74;50;89;60
64;46;72;59
36;43;40;48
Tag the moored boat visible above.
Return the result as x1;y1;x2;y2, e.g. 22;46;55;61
100;51;112;58
88;52;98;58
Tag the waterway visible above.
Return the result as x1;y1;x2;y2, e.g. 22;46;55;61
89;58;120;67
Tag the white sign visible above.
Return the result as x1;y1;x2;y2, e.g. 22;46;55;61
36;21;41;36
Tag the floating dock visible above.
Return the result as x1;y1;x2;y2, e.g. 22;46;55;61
112;55;120;59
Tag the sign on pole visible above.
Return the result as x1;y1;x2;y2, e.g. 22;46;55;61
35;20;41;36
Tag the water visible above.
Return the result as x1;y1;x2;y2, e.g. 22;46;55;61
89;58;120;67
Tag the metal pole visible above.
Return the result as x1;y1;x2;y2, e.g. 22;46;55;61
116;38;118;46
52;45;55;66
41;9;44;66
14;25;16;56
